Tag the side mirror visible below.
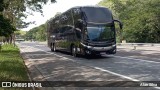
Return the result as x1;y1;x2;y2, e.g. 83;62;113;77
114;19;123;29
119;22;123;29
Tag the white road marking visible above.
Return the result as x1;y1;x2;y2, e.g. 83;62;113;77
108;55;160;63
94;67;139;81
21;45;160;89
28;58;56;61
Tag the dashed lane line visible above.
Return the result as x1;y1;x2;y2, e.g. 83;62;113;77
107;55;160;64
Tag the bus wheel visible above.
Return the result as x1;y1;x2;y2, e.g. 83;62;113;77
71;45;77;57
51;44;56;52
51;44;54;52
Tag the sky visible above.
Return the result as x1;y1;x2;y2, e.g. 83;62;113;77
22;0;102;31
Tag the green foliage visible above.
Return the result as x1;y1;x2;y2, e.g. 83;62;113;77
0;0;56;37
99;0;160;43
0;15;16;36
0;0;4;12
15;30;26;39
25;24;46;41
0;44;29;81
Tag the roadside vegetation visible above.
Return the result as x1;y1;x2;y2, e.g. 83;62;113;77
0;0;56;44
26;0;160;43
25;24;47;41
0;44;29;81
1;0;159;43
99;0;160;43
0;0;57;84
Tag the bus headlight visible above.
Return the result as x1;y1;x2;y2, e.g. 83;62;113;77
81;43;93;49
112;44;116;47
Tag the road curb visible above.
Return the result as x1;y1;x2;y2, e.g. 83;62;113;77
19;47;48;90
17;43;37;90
19;49;36;90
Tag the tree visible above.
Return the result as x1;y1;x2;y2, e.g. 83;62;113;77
0;15;15;36
99;0;160;43
25;24;47;41
0;0;56;43
54;12;62;17
14;30;26;39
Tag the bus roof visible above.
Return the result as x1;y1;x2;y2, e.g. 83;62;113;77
48;6;110;23
71;5;109;9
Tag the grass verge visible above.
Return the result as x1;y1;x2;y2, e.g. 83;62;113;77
0;44;29;81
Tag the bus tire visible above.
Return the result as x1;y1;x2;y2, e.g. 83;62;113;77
51;43;54;52
51;43;56;52
71;45;77;57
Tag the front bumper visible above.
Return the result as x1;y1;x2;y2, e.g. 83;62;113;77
81;43;116;54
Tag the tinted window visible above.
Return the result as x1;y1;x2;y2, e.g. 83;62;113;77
60;10;73;26
82;7;113;23
65;10;73;25
53;28;59;33
86;26;114;41
59;27;66;33
72;8;81;23
59;26;73;33
60;14;67;25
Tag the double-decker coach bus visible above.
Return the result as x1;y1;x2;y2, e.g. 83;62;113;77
47;6;123;57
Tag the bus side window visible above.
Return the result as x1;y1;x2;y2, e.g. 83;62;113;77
59;27;65;36
72;8;81;26
64;26;73;35
65;10;73;26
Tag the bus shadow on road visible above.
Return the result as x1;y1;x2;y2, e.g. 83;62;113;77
52;50;112;60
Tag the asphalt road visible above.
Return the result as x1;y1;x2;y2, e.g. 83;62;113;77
18;42;160;90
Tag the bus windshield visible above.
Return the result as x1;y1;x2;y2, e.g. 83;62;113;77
82;7;113;23
86;26;114;41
